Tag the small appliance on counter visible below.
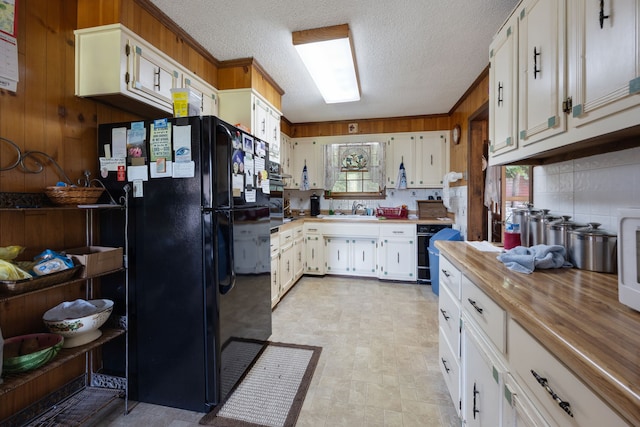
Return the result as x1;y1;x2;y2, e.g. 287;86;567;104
310;193;320;217
618;208;640;312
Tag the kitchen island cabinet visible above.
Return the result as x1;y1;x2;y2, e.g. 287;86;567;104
435;240;640;426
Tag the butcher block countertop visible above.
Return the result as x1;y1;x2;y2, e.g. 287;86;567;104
435;240;640;426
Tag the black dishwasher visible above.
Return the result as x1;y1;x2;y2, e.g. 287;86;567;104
417;223;452;284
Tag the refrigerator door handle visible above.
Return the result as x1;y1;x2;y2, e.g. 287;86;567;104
219;210;236;295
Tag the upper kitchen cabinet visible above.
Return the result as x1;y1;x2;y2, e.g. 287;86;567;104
75;24;220;119
218;89;282;149
75;24;178;116
415;132;448;187
568;0;640;127
182;74;219;117
517;0;567;147
489;0;640;166
289;139;325;190
386;132;447;188
489;13;519;158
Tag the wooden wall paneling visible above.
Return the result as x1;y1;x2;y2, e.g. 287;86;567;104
23;2;49;192
76;0;121;28
290;115;451;138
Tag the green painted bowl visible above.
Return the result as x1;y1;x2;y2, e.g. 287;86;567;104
2;333;64;374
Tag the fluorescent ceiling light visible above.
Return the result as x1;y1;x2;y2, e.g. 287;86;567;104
293;24;361;104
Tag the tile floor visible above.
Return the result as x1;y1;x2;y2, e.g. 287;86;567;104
92;276;460;426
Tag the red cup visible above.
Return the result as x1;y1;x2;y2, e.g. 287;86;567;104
504;231;521;250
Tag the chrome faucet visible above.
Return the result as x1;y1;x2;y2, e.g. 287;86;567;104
351;201;365;215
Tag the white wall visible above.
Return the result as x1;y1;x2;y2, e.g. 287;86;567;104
533;146;640;232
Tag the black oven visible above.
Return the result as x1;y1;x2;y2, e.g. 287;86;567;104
417;223;452;283
268;161;285;229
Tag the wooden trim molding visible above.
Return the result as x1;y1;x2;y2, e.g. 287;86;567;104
134;0;221;67
448;65;490;115
219;58;285;96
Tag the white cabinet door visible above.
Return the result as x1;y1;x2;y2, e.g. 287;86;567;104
279;242;294;295
293;236;304;280
182;74;219;116
350;238;377;276
568;0;640;127
415;132;447;187
129;39;181;108
385;134;415;188
489;15;519;158
462;319;505;427
517;0;567;147
378;237;415;280
503;374;552;427
267;108;281;149
253;96;270;141
325;237;350;274
270;250;279;308
304;234;324;275
290;139;324;189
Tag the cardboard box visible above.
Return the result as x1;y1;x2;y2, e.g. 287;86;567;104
65;246;123;277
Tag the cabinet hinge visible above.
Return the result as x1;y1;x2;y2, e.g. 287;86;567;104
125;43;130;57
562;97;572;114
125;72;130;85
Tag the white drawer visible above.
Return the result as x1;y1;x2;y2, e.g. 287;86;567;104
293;225;304;239
279;229;294;247
439;255;462;299
303;223;322;234
439;282;460;357
461;275;506;354
438;328;461;417
508;319;628;427
379;223;415;237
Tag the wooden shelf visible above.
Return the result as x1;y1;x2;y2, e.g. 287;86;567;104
0;328;125;397
0;267;125;303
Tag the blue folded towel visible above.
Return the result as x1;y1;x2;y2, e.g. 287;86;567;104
496;245;573;274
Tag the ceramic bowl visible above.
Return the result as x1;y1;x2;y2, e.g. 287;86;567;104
2;333;64;374
42;299;114;348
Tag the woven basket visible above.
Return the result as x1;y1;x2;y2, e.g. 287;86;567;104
45;186;104;205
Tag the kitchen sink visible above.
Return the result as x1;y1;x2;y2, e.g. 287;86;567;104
322;215;379;220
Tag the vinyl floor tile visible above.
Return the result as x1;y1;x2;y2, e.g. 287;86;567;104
87;276;460;426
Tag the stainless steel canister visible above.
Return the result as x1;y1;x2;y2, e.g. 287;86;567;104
545;216;585;251
529;209;559;246
511;206;539;247
567;223;618;273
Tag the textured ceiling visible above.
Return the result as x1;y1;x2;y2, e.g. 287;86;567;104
149;0;519;124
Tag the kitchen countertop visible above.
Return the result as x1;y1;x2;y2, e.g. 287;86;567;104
435;240;640;426
280;216;453;225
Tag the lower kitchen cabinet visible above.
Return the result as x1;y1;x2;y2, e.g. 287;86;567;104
503;373;551;427
293;225;304;280
270;232;280;308
324;237;377;276
350;238;377;276
378;224;416;281
304;231;324;275
508;319;628;427
462;314;507;427
325;237;351;274
438;251;632;427
279;229;295;296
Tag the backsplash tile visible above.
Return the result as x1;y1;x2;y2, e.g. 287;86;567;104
534;146;640;232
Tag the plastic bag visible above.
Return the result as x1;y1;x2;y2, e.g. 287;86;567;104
0;259;32;281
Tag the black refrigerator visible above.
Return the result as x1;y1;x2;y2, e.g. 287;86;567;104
97;116;272;412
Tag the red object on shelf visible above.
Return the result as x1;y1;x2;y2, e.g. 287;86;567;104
376;207;408;219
